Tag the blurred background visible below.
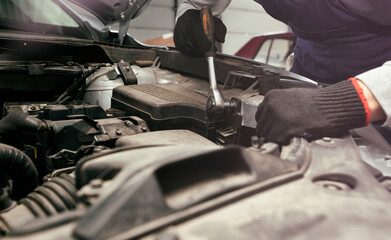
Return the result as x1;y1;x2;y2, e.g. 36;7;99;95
112;0;288;55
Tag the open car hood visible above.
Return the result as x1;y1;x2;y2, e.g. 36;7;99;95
66;0;152;25
64;0;152;44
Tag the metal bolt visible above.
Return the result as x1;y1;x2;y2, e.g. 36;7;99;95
124;120;132;126
322;137;332;143
251;136;260;148
115;129;122;135
125;66;131;71
90;179;103;189
206;97;216;112
120;13;126;20
141;126;148;132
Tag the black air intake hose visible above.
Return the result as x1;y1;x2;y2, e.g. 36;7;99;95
0;174;77;235
0;144;38;199
0;109;47;134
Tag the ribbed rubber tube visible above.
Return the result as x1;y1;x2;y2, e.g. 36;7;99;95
0;174;77;235
19;174;77;217
0;144;38;199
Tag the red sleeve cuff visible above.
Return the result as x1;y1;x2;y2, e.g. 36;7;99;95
349;78;370;126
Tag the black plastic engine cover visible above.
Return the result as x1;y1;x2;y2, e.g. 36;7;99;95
111;84;224;137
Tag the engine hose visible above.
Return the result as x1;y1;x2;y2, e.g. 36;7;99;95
0;109;47;134
20;174;77;216
0;143;38;200
0;174;77;234
55;64;106;104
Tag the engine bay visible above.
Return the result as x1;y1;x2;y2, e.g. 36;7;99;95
2;37;391;240
0;37;316;171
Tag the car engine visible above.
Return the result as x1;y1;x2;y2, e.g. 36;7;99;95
1;37;391;240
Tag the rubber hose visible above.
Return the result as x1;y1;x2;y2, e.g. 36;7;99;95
0;143;38;199
0;174;77;234
19;174;77;216
0;109;46;134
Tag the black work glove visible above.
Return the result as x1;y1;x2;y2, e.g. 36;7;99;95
0;109;47;134
174;9;227;57
255;80;368;144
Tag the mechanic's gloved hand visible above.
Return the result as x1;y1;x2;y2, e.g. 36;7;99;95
255;79;370;144
174;9;227;57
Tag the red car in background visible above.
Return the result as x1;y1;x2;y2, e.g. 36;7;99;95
235;31;296;69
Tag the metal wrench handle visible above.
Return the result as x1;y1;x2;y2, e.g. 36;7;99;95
207;56;225;111
201;7;225;112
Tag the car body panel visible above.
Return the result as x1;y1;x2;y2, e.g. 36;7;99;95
235;32;296;68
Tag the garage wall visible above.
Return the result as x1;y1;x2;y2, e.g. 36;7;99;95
221;0;288;55
125;0;288;55
127;0;176;42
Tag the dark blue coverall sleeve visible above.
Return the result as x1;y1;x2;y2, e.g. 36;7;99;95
254;0;391;84
256;0;390;41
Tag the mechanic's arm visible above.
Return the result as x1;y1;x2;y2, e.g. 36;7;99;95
356;61;391;125
255;62;390;144
337;0;391;26
174;0;231;57
358;81;386;122
177;0;231;20
256;0;391;42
